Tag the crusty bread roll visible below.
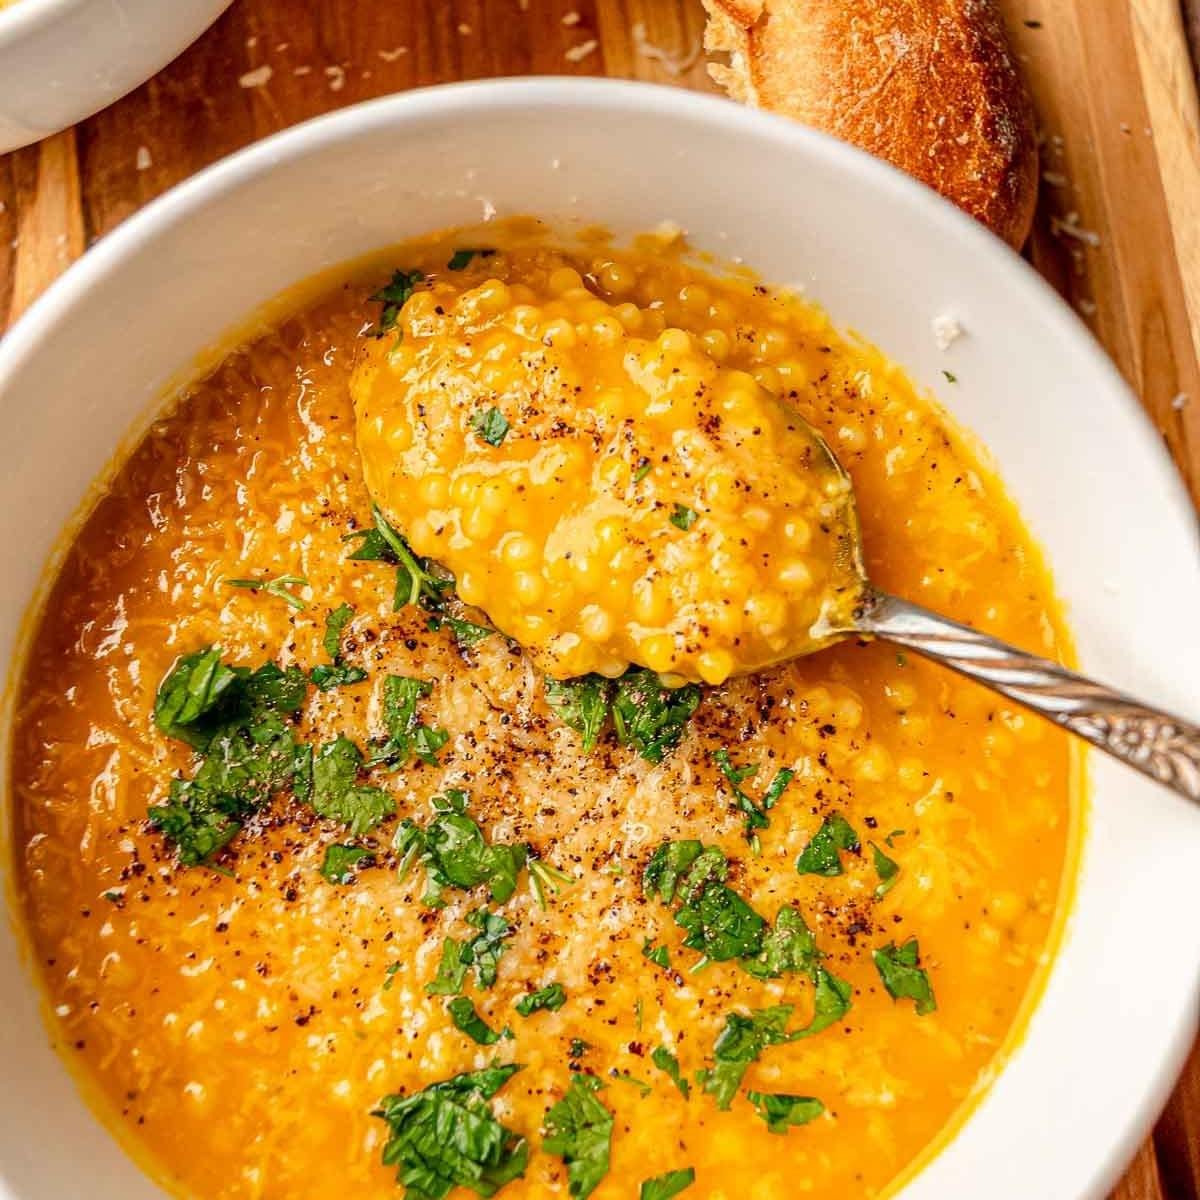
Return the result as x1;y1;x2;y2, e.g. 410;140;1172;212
702;0;1038;248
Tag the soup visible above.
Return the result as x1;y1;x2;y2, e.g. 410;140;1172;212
9;222;1076;1200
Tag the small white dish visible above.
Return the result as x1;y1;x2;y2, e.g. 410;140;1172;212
0;79;1197;1199
0;0;231;154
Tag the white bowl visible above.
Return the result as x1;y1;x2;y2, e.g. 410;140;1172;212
1;79;1198;1199
0;0;231;154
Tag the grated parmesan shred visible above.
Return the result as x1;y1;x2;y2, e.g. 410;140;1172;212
632;21;702;76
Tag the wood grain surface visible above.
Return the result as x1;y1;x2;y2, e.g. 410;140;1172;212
0;2;1197;1197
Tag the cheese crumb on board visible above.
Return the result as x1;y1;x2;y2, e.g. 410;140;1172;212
238;65;273;89
931;313;963;351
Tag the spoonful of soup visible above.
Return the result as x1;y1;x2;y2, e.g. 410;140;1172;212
352;256;1200;803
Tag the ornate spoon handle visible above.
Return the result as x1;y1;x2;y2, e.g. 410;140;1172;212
854;587;1200;804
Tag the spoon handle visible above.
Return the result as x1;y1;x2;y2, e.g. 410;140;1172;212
854;587;1200;804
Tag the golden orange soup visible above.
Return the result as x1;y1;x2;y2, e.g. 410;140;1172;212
10;223;1076;1200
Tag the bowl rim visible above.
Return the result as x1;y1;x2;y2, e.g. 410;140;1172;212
0;0;88;46
0;76;1196;1200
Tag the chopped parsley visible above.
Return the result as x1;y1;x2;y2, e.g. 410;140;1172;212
426;909;513;994
527;855;573;909
223;572;308;611
741;908;852;1035
542;1075;613;1200
746;1092;825;1134
545;675;613;753
312;736;394;835
798;967;853;1037
873;938;937;1015
370;268;425;335
942;369;958;383
543;668;700;763
741;905;819;979
515;983;567;1016
611;1071;651;1097
711;749;794;839
373;1064;528;1198
643;841;766;963
612;669;701;763
795;812;860;876
870;841;900;898
650;1046;690;1098
696;1005;795;1110
632;456;653;483
428;611;496;647
568;1038;591;1060
640;1169;695;1200
471;406;510;446
446;996;509;1045
310;602;369;690
149;649;312;865
669;503;698;530
641;939;670;969
383;962;402;990
345;506;451;612
365;675;449;768
447;248;493;270
394;789;526;907
320;843;373;884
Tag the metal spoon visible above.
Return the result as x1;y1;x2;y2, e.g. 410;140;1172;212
808;427;1200;804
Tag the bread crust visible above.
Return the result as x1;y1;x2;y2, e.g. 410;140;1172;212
702;0;1038;248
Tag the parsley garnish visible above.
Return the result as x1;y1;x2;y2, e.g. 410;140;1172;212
528;855;574;910
543;669;699;763
740;905;819;979
428;611;496;647
632;456;653;483
515;983;566;1016
310;602;369;690
383;962;402;990
149;650;312;864
641;1168;696;1200
446;996;509;1045
345;506;451;612
669;503;698;530
471;406;510;446
740;907;852;1035
320;843;373;884
542;1075;613;1200
447;248;493;270
746;1092;824;1134
795;812;860;876
395;790;526;907
696;1005;794;1110
612;669;701;763
426;908;513;994
873;938;937;1015
223;572;308;611
365;675;449;767
799;967;853;1037
644;841;766;963
943;369;958;383
312;736;394;835
870;841;900;897
641;939;670;969
711;749;794;839
611;1071;652;1097
545;675;613;753
374;1065;528;1198
650;1046;690;1098
370;268;425;336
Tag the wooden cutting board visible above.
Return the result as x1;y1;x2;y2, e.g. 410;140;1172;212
0;2;1197;1197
